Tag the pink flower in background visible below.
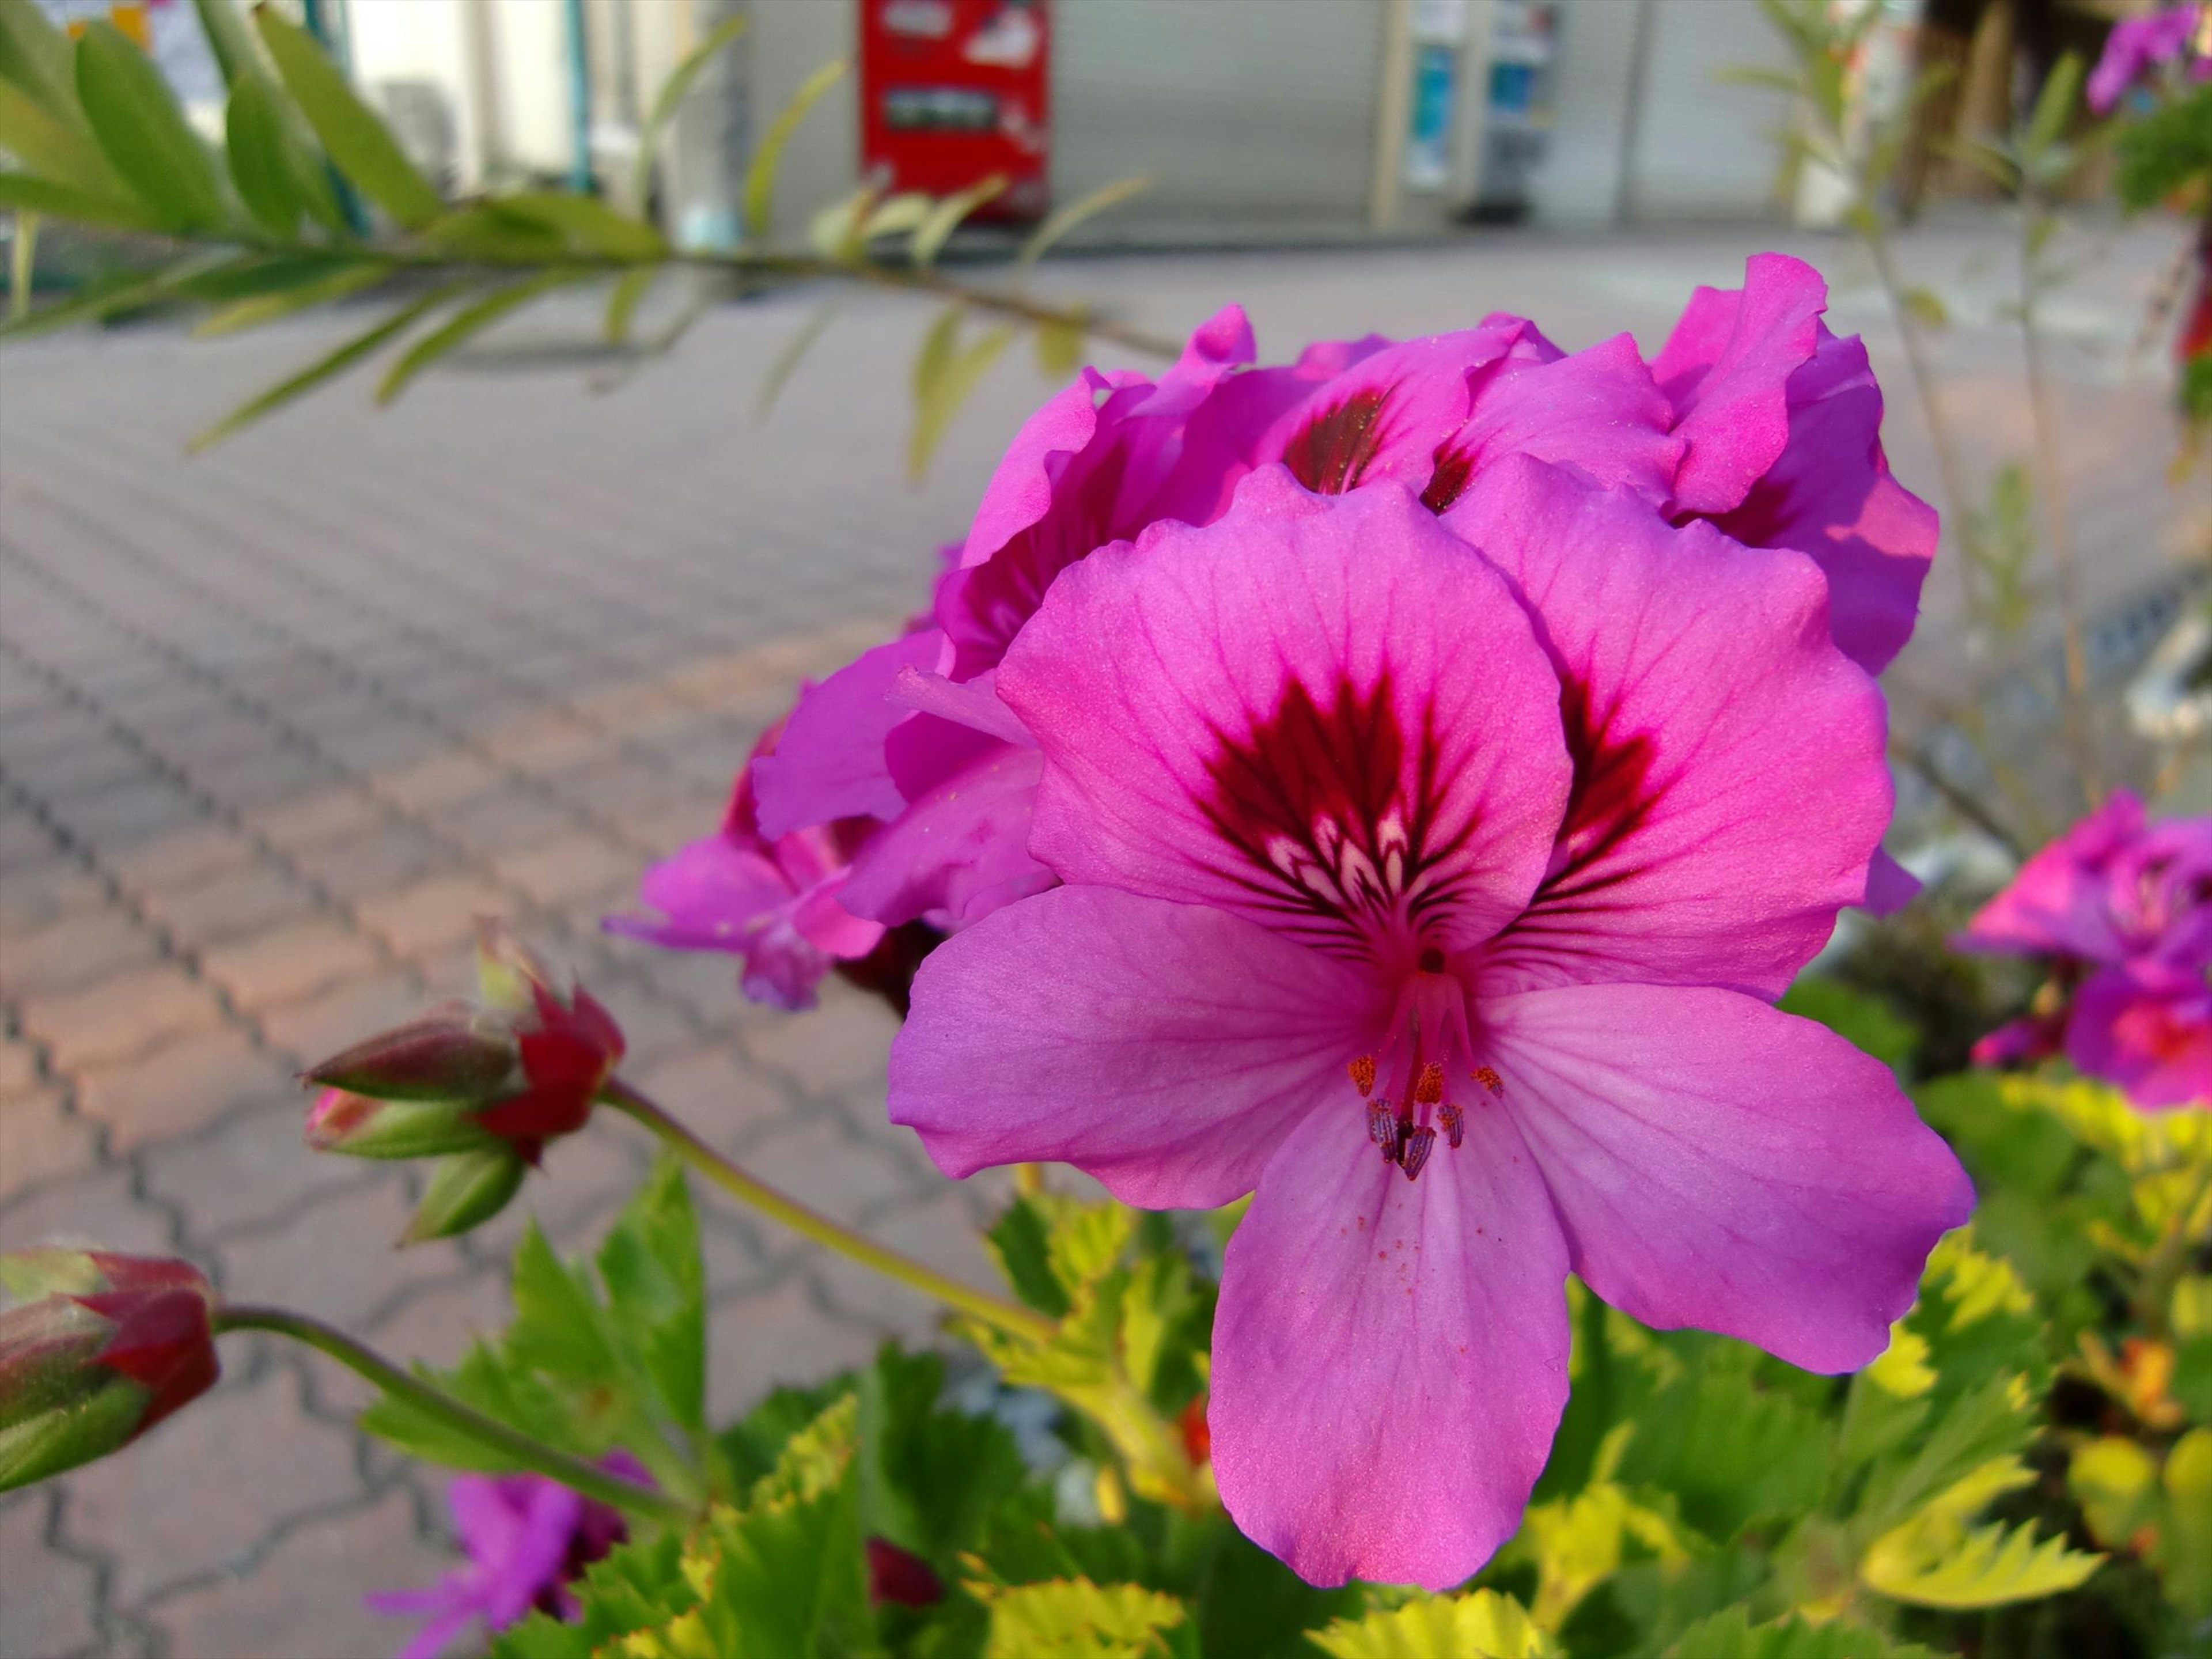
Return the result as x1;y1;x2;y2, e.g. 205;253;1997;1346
2088;3;2210;112
368;1455;647;1659
889;466;1970;1588
1959;791;2212;1107
605;726;883;1010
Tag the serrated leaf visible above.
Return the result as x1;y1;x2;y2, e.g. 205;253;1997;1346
1308;1589;1555;1657
973;1577;1189;1659
858;1346;1025;1559
1018;174;1152;270
632;9;747;206
0;167;160;230
0;0;78;124
74;21;226;231
1615;1367;1830;1540
490;1529;696;1659
506;1217;623;1384
1666;1607;1945;1658
1518;1482;1687;1629
193;260;388;336
2165;1427;2212;1617
743;58;844;241
2068;1435;2158;1548
357;1340;589;1471
0;78;120;196
987;1196;1071;1317
376;271;575;404
1862;1514;2101;1609
597;1156;706;1437
911;172;1007;267
256;7;442;229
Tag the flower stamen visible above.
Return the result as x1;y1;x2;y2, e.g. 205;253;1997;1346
1349;1055;1377;1097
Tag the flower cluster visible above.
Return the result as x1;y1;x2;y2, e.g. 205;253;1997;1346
607;254;1975;1588
2088;2;2210;113
1959;791;2212;1108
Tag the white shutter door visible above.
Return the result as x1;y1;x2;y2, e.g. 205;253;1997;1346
1624;0;1795;218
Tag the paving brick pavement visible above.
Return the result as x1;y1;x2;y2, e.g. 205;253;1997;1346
1;218;2203;1656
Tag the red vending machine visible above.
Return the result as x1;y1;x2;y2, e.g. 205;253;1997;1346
859;0;1050;220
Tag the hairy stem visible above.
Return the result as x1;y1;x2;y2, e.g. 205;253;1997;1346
212;1304;696;1528
600;1079;1055;1345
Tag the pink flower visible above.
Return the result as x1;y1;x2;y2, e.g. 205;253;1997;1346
888;464;1971;1588
748;259;1931;956
2088;4;2210;112
1959;791;2212;1107
605;726;884;1010
367;1455;646;1659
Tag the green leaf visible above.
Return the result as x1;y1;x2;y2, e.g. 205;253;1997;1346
1862;1513;2103;1609
376;271;576;405
2068;1434;2160;1549
0;263;175;342
188;285;464;449
1713;65;1806;97
0;0;78;124
190;0;261;89
908;311;1013;479
490;1530;693;1659
2165;1427;2212;1618
493;190;666;259
1614;1366;1830;1540
74;21;226;231
0;78;121;196
1777;978;1917;1076
1035;312;1086;381
756;297;838;414
743;58;844;240
597;1156;706;1437
604;266;656;346
1897;285;1949;331
7;205;31;321
858;1346;1025;1559
224;69;318;236
192;260;387;336
358;1340;588;1471
973;1578;1191;1659
506;1218;622;1384
1666;1608;1945;1658
1308;1590;1556;1657
1018;173;1153;270
632;8;748;206
910;172;1007;267
2024;52;2082;160
256;6;442;229
716;1376;859;1490
0;168;161;230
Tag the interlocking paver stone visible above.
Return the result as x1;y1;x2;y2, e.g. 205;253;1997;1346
0;219;2194;1654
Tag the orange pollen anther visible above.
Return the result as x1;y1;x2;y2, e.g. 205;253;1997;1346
1472;1066;1504;1097
1414;1062;1445;1105
1348;1055;1377;1097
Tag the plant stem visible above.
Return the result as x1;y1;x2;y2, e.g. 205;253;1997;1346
212;1304;696;1529
600;1079;1055;1345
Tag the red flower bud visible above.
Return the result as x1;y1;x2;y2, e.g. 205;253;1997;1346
1;1251;218;1493
865;1536;946;1608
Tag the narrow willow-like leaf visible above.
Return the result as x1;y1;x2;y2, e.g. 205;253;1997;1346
910;172;1006;268
195;262;389;337
493;190;666;259
9;208;33;322
188;282;468;450
756;298;838;415
909;311;1012;480
604;267;656;346
2024;52;2083;161
1034;312;1086;380
256;7;442;230
1017;173;1152;271
74;21;227;231
0;0;78;124
0;168;162;231
631;9;748;205
225;69;305;236
0;79;121;196
0;264;173;342
743;58;844;241
376;272;576;405
189;0;260;89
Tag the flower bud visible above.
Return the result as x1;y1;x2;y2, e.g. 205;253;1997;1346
402;1146;529;1245
1;1251;218;1493
301;922;626;1172
305;1088;500;1161
865;1536;945;1609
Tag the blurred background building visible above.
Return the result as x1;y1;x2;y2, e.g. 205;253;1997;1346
32;0;2137;247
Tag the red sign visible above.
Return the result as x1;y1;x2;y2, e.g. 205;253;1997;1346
859;0;1050;220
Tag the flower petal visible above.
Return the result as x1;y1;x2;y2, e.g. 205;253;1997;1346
1956;791;2147;963
889;885;1377;1208
1485;982;1974;1373
752;630;947;836
2067;964;2212;1109
1710;329;1934;673
842;741;1053;930
604;834;793;954
1450;457;1892;997
1650;253;1827;514
1210;1097;1570;1589
1003;471;1572;956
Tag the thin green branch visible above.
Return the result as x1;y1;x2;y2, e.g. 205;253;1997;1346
212;1303;697;1529
600;1078;1056;1346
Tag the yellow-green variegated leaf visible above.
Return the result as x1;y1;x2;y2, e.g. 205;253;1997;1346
1308;1590;1557;1658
